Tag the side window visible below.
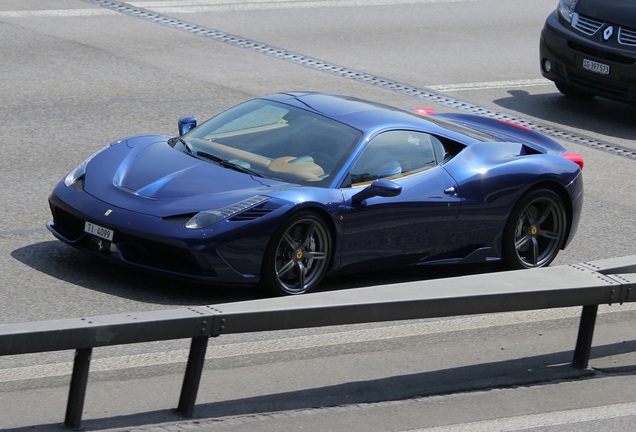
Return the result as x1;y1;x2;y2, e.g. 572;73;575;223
349;131;442;186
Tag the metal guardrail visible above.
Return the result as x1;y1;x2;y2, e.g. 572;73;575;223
2;256;636;429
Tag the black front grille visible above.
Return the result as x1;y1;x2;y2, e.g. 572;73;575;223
572;15;603;36
50;203;215;278
552;62;565;78
619;27;636;46
51;206;86;241
116;233;215;277
568;41;635;65
573;13;636;47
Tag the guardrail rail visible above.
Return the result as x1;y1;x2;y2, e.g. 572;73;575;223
2;256;635;429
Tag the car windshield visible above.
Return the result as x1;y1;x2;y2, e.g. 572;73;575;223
181;99;363;187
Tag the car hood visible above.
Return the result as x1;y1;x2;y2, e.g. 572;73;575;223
83;136;286;217
576;0;636;27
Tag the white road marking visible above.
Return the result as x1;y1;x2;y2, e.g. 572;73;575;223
405;401;636;431
0;9;118;17
429;79;552;92
2;303;634;382
0;0;478;17
129;0;480;13
132;0;475;5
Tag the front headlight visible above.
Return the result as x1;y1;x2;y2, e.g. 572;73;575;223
185;195;269;229
558;0;579;23
64;145;110;187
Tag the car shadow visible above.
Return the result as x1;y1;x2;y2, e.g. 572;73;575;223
320;261;505;291
10;240;260;306
12;241;505;305
494;89;636;141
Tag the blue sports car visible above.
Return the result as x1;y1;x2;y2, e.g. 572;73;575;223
47;92;584;295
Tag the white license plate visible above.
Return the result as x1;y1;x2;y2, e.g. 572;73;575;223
84;221;114;241
582;58;610;75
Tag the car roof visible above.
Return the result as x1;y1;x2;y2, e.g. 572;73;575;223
261;92;448;136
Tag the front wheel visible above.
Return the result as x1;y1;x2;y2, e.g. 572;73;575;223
261;212;332;296
503;189;567;269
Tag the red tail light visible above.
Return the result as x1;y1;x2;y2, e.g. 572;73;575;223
562;153;584;170
496;119;532;130
413;107;437;116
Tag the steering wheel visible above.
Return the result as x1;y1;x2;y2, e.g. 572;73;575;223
308;152;335;173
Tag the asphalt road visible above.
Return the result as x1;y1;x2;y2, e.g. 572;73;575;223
1;0;636;430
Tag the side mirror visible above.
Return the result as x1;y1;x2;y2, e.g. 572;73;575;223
352;179;402;205
178;116;197;136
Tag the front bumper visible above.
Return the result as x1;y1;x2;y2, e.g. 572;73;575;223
540;12;636;103
47;184;267;286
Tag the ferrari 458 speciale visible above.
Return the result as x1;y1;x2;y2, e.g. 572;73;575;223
48;92;584;295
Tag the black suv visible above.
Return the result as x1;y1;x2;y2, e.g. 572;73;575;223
540;0;636;103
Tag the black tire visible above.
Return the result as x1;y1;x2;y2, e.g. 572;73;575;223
554;81;594;99
503;189;567;269
261;212;332;295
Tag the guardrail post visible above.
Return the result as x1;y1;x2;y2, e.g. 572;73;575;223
572;305;598;369
64;347;92;430
177;335;209;417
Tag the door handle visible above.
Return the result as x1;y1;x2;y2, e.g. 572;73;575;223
444;186;457;196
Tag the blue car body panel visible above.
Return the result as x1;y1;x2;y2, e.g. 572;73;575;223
47;92;583;287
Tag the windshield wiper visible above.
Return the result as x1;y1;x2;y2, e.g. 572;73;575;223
169;136;194;154
196;151;264;177
181;137;194;154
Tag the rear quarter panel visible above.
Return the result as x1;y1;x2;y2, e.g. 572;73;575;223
442;142;581;257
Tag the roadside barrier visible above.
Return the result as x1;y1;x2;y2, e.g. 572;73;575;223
1;256;635;429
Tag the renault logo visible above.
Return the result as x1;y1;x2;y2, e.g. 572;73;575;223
603;25;614;42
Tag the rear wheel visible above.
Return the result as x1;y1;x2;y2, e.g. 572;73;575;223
261;212;332;296
503;189;567;269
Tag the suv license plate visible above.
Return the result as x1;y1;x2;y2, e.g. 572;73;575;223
583;58;610;75
84;221;114;241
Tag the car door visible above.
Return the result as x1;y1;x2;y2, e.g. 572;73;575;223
338;130;461;268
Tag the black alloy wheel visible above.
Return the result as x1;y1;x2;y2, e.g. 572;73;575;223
262;212;332;295
503;189;567;269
